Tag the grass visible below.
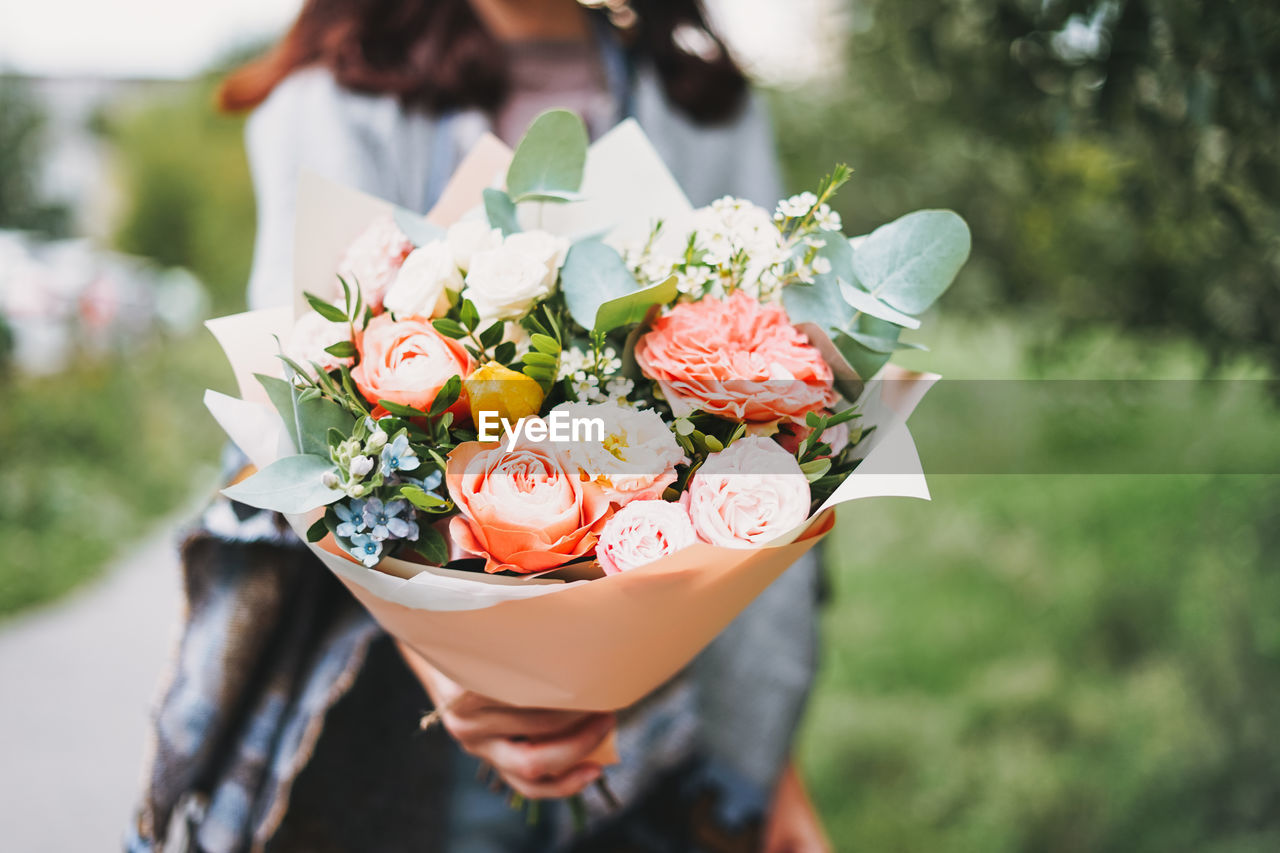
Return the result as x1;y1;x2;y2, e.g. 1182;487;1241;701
802;318;1280;851
0;333;232;616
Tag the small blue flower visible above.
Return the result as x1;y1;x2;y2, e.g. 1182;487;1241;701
348;532;382;567
380;433;421;478
363;497;417;541
333;499;366;539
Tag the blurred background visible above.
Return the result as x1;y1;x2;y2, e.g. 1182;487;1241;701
0;0;1277;850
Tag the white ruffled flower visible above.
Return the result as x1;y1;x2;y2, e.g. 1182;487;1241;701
382;240;461;319
552;400;687;505
445;220;503;273
815;204;842;232
501;230;569;290
462;243;553;323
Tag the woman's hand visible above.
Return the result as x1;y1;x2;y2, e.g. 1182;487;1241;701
397;640;615;800
762;761;832;853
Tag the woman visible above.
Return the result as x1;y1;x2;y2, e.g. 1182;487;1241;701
130;1;829;850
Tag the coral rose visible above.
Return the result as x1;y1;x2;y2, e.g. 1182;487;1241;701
596;499;698;575
446;429;612;574
351;314;473;417
683;436;811;548
635;291;836;428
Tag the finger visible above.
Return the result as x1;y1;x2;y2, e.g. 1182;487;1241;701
504;762;603;801
448;707;603;741
487;713;616;783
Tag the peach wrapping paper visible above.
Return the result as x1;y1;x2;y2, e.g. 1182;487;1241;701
204;119;939;711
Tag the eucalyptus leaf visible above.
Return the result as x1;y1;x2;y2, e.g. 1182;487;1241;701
839;280;922;329
506;109;588;203
559;240;639;330
257;374;354;457
851;209;970;315
594;275;677;333
483;188;521;236
834;315;904;380
393;206;445;247
782;235;856;329
221;454;342;514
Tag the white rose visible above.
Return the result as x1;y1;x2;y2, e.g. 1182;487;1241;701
462;244;553;323
382;241;460;319
285;310;353;377
551;401;687;506
446;220;503;273
502;230;569;290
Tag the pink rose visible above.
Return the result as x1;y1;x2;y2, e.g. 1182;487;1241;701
446;431;613;574
683;436;811;547
635;291;836;427
285;310;353;377
351;314;473;416
337;216;414;312
596;499;699;575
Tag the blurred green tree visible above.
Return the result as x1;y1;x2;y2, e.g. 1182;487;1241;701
106;74;255;313
773;0;1280;375
0;75;70;236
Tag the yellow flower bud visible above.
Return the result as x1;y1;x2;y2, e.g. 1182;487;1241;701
465;362;545;428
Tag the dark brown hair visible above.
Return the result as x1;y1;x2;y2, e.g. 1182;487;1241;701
218;0;747;124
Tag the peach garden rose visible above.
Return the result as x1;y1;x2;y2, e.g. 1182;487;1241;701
635;290;836;429
446;428;613;574
351;313;474;417
683;436;811;548
336;215;414;312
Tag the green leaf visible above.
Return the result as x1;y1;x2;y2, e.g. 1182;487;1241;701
378;398;425;417
493;341;517;364
799;458;833;482
221;454;342;514
433;318;468;339
478;321;505;350
412;527;450;566
324;340;357;358
428;374;462;417
305;292;348;323
559;240;639;330
459;299;480;331
512;189;585;204
522;351;558;368
782;235;856;329
529;333;560;355
306;517;329;543
594;275;677;333
851;209;970;315
393;206;444;247
505;109;588;204
483;188;521;236
400;485;450;512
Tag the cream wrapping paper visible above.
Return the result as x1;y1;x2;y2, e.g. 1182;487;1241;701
205;120;939;711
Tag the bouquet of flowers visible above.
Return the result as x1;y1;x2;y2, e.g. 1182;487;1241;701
205;111;967;712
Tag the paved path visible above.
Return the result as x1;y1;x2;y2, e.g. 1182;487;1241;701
0;526;183;851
